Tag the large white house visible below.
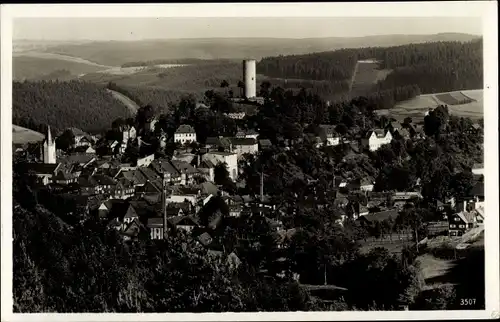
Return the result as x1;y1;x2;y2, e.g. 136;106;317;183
362;129;393;151
202;151;238;180
174;124;197;145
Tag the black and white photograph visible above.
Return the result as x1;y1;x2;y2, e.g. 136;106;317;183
1;2;498;320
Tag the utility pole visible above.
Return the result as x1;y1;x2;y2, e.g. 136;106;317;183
162;172;168;240
324;263;327;286
260;170;264;216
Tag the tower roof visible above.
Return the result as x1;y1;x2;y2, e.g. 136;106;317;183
46;125;53;144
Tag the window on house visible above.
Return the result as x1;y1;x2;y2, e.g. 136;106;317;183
454;217;460;221
459;224;465;229
450;224;456;228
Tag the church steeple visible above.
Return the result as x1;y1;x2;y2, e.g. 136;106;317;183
46;126;53;144
43;125;56;164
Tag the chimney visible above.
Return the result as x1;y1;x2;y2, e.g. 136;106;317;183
197;154;201;167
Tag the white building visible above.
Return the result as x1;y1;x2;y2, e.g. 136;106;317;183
145;118;157;133
229;137;259;159
122;125;137;142
43;126;57;164
202;151;238;180
174;124;197;145
362;129;393;151
472;163;483;175
136;154;155;167
318;125;341;147
224;112;246;120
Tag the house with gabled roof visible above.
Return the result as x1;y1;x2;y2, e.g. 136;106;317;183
448;211;477;237
167;185;201;205
171;159;198;185
60;153;96;167
229;137;259;158
67;127;92;148
150;159;182;185
121;218;147;241
53;169;78;185
205;136;233;151
19;162;62;185
168;215;199;233
78;176;101;195
136;153;155;167
92;174;117;195
361;129;392;151
112;178;135;199
318;124;341;147
197;159;215;182
174;124;197;144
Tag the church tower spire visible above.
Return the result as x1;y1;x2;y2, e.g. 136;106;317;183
43;125;56;164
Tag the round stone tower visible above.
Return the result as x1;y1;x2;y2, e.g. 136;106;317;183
242;59;256;98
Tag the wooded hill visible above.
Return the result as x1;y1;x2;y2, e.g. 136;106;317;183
258;40;483;96
13;80;132;134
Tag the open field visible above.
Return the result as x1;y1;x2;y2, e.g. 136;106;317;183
14;52;111;68
13;55;107;81
375;89;483;122
81;61;242;92
13;52;189;80
350;60;392;98
12;125;45;145
106;89;141;114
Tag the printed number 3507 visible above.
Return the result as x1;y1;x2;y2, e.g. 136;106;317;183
461;299;476;305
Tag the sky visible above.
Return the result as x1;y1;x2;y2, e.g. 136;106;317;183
13;17;483;41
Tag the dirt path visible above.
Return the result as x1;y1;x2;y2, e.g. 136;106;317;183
106;89;140;115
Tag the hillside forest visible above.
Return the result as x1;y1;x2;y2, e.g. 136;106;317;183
258;40;483;103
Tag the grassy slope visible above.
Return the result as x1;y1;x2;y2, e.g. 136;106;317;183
375;89;483;122
12;125;46;145
13;56;106;81
40;33;480;66
82;62;243;92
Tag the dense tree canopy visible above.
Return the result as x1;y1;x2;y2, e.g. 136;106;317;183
13;80;132;134
258;40;482;104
